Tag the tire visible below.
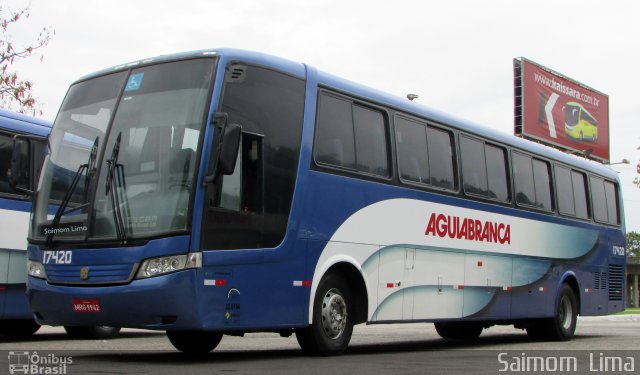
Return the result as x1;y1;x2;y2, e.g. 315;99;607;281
166;330;223;355
549;284;578;341
0;319;41;336
295;273;354;356
526;284;577;341
64;326;121;339
434;322;483;340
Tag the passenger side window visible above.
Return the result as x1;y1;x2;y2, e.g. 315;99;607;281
460;135;508;201
0;132;34;197
0;133;17;195
572;171;589;219
532;159;552;211
485;144;509;201
513;152;552;211
0;132;47;198
590;176;620;225
426;127;455;190
353;105;388;176
395;117;429;184
555;166;575;216
555;165;590;220
315;95;355;169
315;93;389;178
395;116;455;191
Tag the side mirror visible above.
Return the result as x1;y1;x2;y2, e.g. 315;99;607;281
10;136;33;195
204;113;242;184
217;123;241;175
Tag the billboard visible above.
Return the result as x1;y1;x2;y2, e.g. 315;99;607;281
514;58;609;163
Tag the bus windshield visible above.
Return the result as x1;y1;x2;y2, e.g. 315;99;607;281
32;58;216;243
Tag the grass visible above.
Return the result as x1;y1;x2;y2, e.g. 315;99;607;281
614;308;640;315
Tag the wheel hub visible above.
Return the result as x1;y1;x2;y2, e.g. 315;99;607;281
560;295;573;330
321;288;347;339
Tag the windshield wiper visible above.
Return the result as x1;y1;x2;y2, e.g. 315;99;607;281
105;132;130;244
46;136;99;245
84;136;99;200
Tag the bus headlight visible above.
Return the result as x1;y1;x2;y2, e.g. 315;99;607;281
135;253;202;279
28;260;47;279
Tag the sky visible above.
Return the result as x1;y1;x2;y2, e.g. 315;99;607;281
4;0;640;232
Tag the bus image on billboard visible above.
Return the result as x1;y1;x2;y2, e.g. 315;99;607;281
564;102;598;142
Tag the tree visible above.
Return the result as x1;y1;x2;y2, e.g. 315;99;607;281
0;5;53;114
627;231;640;257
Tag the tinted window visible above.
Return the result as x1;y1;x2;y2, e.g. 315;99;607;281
315;95;355;169
461;136;508;201
0;133;15;195
485;145;509;201
513;153;552;210
395;117;456;191
396;117;428;183
556;165;590;220
532;159;552;210
0;132;48;197
604;181;619;225
513;152;536;207
353;105;388;176
204;65;305;249
460;136;488;196
315;93;389;178
572;171;589;219
427;127;455;190
590;177;619;225
555;166;575;216
590;176;608;223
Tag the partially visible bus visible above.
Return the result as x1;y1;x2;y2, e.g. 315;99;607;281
0;109;50;336
24;49;625;355
564;102;598;142
0;109;119;339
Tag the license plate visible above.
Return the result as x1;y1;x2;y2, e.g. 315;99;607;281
72;299;102;313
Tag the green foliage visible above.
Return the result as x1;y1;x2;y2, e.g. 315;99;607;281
627;231;640;257
0;5;53;114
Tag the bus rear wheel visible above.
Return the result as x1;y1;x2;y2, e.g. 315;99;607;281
434;322;483;340
166;330;223;355
526;284;577;341
295;273;354;356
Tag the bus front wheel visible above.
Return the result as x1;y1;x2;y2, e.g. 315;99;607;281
167;330;223;355
295;273;354;356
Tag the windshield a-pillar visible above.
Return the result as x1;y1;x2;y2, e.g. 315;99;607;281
32;58;216;243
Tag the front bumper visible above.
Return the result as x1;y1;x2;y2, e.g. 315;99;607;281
28;269;203;330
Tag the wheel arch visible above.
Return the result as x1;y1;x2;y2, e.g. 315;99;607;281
309;258;369;325
559;272;581;315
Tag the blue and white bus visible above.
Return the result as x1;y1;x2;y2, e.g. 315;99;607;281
0;109;50;336
25;49;625;354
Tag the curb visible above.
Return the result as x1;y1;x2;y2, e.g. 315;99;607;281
578;314;640;322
